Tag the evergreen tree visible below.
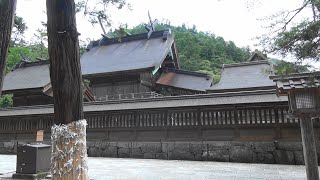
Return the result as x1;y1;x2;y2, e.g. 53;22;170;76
261;0;320;62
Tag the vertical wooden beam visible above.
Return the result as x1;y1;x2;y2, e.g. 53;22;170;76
197;109;201;126
273;107;279;138
234;107;240;140
300;116;319;180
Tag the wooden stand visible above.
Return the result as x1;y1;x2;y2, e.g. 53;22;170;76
12;171;49;180
300;116;319;180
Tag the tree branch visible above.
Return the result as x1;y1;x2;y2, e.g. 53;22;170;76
98;16;107;34
282;2;308;31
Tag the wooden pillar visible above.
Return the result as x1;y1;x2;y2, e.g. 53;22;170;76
300;115;319;180
234;107;240;140
274;107;281;139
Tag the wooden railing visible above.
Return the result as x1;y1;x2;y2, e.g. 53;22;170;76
0;115;54;132
94;91;163;101
84;105;299;129
1;103;319;133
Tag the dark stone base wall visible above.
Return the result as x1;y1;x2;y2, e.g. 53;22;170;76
86;140;320;165
1;140;319;165
0;141;17;154
1;128;319;165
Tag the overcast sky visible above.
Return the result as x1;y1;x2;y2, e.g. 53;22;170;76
16;0;315;63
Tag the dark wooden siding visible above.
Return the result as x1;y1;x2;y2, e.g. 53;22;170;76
13;91;53;107
1;102;319;142
91;81;150;98
89;72;153;98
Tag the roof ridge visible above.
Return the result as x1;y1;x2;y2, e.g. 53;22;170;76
12;60;50;71
87;29;172;50
223;60;270;68
165;68;211;78
270;71;320;80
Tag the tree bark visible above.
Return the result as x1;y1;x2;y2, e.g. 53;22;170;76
0;0;16;96
300;116;319;180
46;1;87;179
46;0;83;124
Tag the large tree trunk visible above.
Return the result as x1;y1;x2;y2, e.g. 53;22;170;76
46;1;88;179
0;0;16;96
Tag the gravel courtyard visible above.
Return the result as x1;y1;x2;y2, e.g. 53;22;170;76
0;154;316;180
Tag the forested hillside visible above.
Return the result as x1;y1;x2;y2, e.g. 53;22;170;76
126;24;251;82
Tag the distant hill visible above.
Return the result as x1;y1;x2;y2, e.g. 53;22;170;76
117;23;251;83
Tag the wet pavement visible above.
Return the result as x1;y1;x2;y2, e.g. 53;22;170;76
0;154;316;180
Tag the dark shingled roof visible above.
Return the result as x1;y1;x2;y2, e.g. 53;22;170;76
2;60;95;101
156;68;212;92
207;60;275;92
2;61;50;92
80;30;175;76
270;72;320;95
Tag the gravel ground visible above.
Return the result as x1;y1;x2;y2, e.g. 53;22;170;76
0;154;317;180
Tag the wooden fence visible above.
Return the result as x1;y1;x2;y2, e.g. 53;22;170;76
0;102;319;134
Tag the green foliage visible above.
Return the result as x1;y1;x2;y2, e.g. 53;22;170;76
6;44;48;73
127;23;251;82
261;0;320;62
30;27;48;58
273;60;310;75
11;16;27;46
197;70;221;84
6;22;49;74
79;40;88;56
6;46;30;72
273;20;320;61
0;94;13;108
84;79;91;87
75;0;129;34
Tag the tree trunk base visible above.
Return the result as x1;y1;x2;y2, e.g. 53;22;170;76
51;119;88;180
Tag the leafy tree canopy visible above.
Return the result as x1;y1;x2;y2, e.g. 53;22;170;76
11;15;27;46
0;94;12;108
261;0;320;63
271;59;310;75
75;0;129;34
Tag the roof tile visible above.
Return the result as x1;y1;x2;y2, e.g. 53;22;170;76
81;32;174;76
157;69;212;92
3;64;50;92
207;60;275;92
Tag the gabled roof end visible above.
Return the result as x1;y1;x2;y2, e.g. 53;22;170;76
248;50;268;62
